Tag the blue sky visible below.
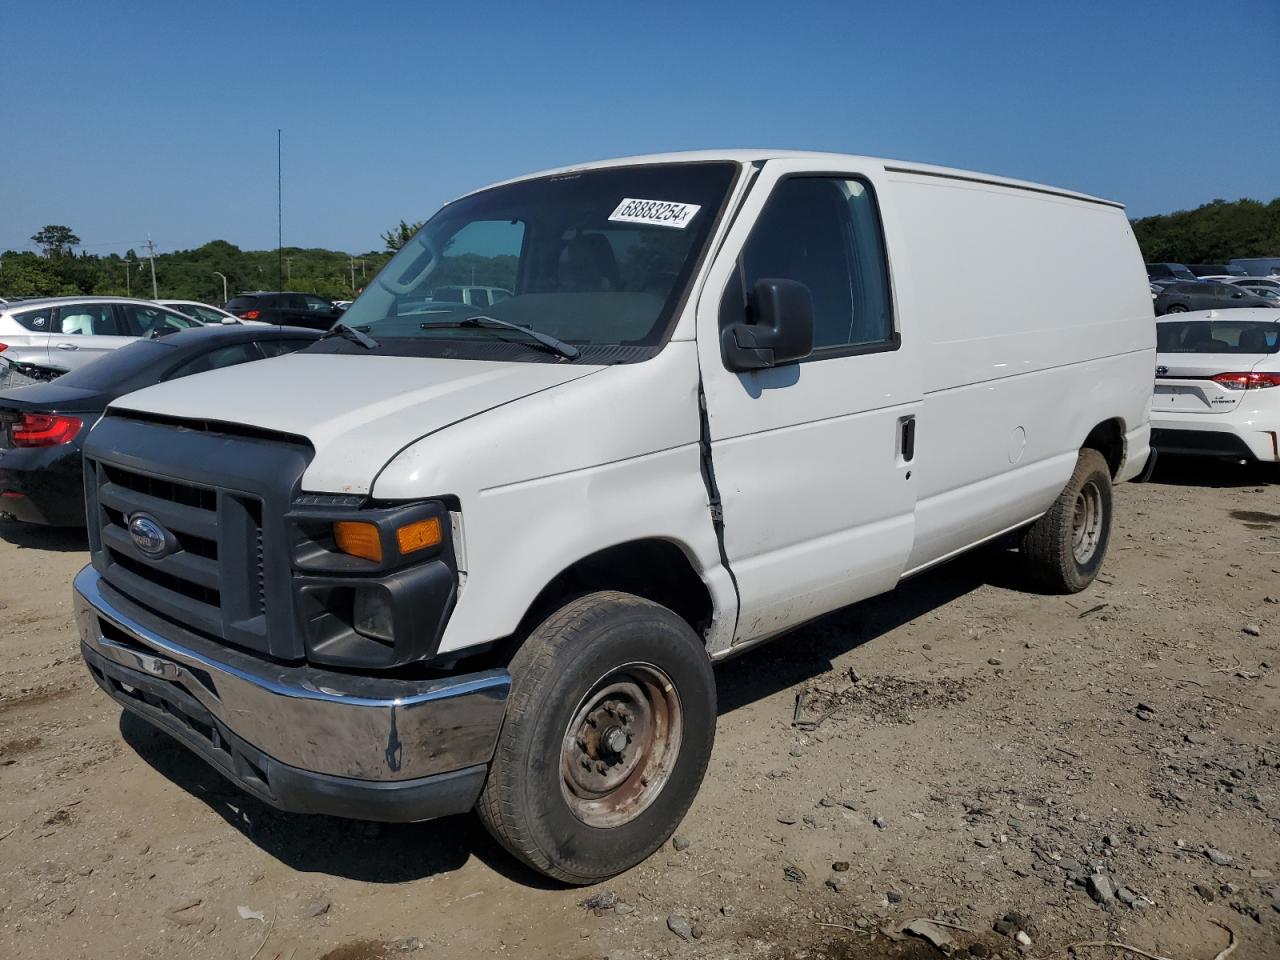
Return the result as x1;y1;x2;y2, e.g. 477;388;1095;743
2;0;1277;255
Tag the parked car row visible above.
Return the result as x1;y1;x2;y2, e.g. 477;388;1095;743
0;290;349;385
0;323;321;523
1147;259;1280;280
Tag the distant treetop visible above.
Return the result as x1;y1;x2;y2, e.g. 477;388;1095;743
1131;197;1280;264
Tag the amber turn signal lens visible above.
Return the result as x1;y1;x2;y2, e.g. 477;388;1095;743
396;517;442;555
334;521;383;563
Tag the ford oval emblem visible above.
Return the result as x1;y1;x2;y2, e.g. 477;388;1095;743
128;514;169;558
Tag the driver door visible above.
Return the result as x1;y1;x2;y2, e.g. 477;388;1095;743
696;160;921;645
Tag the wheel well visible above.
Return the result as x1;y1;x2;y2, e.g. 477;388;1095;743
1083;418;1125;477
512;540;714;650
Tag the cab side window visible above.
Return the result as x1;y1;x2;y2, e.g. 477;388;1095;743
119;304;198;336
722;177;895;356
56;303;123;335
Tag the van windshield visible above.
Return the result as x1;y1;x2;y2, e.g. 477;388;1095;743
332;162;737;363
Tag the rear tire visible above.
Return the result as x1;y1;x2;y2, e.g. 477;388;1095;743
1165;303;1189;313
1019;449;1113;593
477;591;715;884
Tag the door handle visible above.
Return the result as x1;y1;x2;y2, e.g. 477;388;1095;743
57;343;80;351
899;415;916;463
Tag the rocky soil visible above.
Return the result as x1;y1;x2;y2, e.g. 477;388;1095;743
1;458;1278;960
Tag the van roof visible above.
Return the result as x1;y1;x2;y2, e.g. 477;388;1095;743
457;149;1123;210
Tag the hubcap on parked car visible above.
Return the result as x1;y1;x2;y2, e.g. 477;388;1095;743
560;662;682;828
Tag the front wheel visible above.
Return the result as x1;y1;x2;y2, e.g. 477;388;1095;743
476;591;716;883
1165;303;1189;313
1019;448;1113;593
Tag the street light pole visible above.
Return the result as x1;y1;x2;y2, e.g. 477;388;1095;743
213;271;228;304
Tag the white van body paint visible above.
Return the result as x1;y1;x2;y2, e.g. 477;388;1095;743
108;150;1154;660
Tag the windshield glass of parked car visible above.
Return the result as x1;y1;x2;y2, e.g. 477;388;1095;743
332;162;738;362
1157;320;1280;353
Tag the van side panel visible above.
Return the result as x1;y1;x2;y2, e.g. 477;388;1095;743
884;172;1154;572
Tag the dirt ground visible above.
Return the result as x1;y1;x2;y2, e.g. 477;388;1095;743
1;458;1278;960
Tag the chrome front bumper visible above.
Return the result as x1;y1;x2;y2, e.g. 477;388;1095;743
75;565;510;819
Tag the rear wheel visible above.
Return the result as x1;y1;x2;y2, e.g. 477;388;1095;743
1019;448;1113;593
477;591;715;883
1165;303;1189;313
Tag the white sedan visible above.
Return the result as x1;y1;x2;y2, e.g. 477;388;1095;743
159;300;263;325
1151;309;1280;466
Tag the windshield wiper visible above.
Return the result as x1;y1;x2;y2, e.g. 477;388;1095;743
419;315;580;360
318;320;379;350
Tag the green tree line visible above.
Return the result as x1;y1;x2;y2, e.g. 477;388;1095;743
1;232;396;303
8;199;1276;303
1131;196;1280;265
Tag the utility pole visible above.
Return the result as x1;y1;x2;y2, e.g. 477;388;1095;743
144;237;158;299
124;257;134;297
349;255;356;292
284;257;293;283
213;271;228;304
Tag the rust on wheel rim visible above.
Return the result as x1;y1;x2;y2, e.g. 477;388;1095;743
1072;479;1104;565
560;662;682;828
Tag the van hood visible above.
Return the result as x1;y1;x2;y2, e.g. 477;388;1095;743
108;354;604;494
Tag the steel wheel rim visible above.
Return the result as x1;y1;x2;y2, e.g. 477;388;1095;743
1071;480;1103;564
560;661;683;828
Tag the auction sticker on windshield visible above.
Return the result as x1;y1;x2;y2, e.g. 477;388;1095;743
609;198;701;229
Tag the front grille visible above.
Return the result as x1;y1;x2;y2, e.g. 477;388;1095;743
83;413;315;661
88;459;270;653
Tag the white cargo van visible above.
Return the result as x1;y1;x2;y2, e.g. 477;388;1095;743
73;151;1154;882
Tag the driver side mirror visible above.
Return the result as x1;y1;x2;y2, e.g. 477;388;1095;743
721;278;815;372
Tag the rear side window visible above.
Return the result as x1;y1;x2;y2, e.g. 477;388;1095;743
722;176;894;355
165;343;266;380
257;338;314;358
1157;321;1279;354
12;307;53;331
303;296;332;312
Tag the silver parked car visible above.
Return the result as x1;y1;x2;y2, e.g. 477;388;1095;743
0;296;202;382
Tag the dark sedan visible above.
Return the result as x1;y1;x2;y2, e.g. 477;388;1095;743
1154;281;1276;315
0;324;320;526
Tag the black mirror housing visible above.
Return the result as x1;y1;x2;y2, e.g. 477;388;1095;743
721;278;815;371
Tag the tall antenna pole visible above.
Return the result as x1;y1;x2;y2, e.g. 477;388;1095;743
277;128;283;289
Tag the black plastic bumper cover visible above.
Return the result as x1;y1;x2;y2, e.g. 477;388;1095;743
82;642;486;822
1151;428;1259;461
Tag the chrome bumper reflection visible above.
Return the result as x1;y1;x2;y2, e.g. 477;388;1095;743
74;565;509;781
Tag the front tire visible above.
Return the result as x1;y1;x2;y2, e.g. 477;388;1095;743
1165;303;1189;313
1019;448;1113;593
477;591;716;883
